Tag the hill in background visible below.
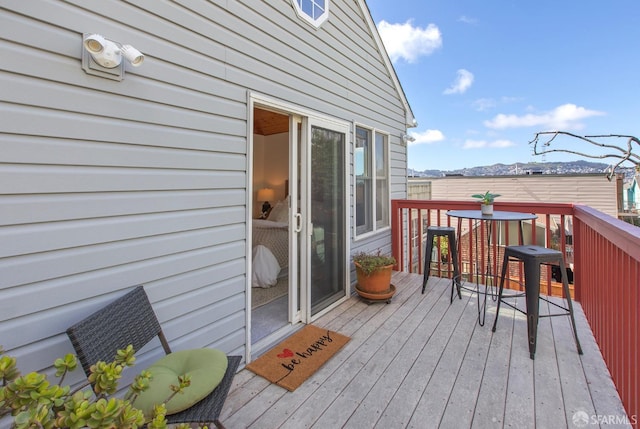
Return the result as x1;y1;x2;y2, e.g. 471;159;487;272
410;160;636;181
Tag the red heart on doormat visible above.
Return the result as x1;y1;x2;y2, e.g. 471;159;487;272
277;349;294;358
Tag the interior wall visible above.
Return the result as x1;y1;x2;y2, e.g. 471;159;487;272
253;132;289;217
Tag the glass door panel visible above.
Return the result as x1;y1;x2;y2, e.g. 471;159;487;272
308;122;347;316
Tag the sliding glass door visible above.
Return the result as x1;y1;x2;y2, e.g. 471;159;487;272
302;117;349;318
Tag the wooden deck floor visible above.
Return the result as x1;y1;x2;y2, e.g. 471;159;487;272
221;272;630;428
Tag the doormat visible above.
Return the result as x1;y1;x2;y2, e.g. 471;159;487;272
246;324;350;391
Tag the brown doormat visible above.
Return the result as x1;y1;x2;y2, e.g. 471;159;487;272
246;324;350;391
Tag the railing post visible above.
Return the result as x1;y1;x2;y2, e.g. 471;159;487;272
391;200;401;271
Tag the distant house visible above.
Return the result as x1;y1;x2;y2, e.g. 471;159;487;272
622;174;640;226
420;173;620;217
0;0;415;376
408;173;621;264
624;175;640;212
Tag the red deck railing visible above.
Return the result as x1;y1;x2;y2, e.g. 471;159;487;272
391;199;640;425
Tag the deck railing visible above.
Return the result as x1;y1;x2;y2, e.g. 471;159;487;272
391;199;640;424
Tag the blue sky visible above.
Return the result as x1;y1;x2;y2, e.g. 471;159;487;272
365;0;640;171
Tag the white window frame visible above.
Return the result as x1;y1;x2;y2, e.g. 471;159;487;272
353;124;390;239
291;0;329;28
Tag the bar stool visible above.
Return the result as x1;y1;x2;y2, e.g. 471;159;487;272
492;245;583;359
422;226;462;302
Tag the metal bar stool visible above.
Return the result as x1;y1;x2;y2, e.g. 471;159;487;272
492;245;583;359
422;226;462;302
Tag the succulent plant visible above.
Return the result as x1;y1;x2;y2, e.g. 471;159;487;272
0;345;200;429
471;191;501;205
353;251;396;276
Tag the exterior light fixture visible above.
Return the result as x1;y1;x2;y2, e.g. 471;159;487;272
82;33;144;81
402;133;416;144
120;45;144;66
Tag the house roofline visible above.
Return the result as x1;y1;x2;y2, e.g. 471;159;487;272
358;0;417;129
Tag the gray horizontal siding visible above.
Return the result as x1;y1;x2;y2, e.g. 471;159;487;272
0;0;410;375
0;165;245;193
1;230;245;319
0;208;245;259
1;0;253;369
4;0;407;129
0;189;244;225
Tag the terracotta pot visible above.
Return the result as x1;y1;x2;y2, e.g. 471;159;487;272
355;262;394;294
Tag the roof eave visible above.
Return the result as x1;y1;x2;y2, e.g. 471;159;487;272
357;0;417;129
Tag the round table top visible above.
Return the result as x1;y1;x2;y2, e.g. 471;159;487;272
446;209;538;221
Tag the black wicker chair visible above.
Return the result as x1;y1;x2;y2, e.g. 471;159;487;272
66;285;241;429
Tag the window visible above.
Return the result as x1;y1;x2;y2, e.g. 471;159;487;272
292;0;329;27
355;126;389;236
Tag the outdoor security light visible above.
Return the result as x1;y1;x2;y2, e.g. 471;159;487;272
82;33;144;80
120;45;144;67
402;133;416;144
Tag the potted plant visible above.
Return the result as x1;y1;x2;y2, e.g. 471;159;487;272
471;191;501;215
353;251;396;300
0;345;195;429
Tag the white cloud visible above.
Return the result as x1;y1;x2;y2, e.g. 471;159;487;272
408;129;445;146
444;69;474;95
484;103;605;130
377;20;442;63
501;96;522;104
462;139;516;149
472;98;497;112
491;139;516;148
458;15;478;25
472;96;522;111
462;139;486;149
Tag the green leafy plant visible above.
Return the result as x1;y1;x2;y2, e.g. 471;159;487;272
471;191;501;205
353;251;396;276
0;345;198;429
435;237;449;263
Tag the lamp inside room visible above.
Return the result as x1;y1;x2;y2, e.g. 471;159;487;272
257;188;275;214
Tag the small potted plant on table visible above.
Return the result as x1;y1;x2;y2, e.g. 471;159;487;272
472;191;501;215
353;251;397;302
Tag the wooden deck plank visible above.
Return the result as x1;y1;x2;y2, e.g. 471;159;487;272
374;282;471;427
313;275;440;427
336;276;451;428
549;296;598;426
408;288;482;427
221;272;630;428
470;293;516;428
342;277;451;428
570;298;632;427
534;299;569;428
502;297;535;428
280;276;429;428
241;273;420;428
438;293;493;428
241;280;405;428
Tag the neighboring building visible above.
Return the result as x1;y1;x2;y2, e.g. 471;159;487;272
0;0;415;377
622;174;640;226
408;173;621;290
407;178;431;201
414;173;620;217
623;175;639;211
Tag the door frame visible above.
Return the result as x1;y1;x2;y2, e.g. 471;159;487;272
246;92;351;360
303;115;351;321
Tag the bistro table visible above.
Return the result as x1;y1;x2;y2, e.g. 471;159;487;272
446;210;538;325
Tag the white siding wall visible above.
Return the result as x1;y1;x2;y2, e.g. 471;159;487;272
0;0;409;374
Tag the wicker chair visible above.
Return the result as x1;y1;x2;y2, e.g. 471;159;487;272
66;285;241;429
